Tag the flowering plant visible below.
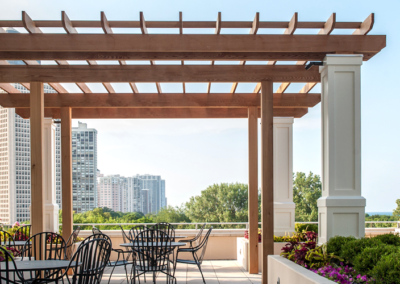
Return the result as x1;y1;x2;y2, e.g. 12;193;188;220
311;263;375;284
0;246;20;262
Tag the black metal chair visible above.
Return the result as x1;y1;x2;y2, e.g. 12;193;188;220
151;222;176;241
65;226;81;260
92;226;101;235
21;232;67;282
31;238;112;284
175;227;213;284
129;225;147;240
132;229;176;284
13;224;31;241
0;246;25;284
1;230;15;248
181;223;206;248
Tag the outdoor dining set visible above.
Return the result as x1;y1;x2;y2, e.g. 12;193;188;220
0;223;213;283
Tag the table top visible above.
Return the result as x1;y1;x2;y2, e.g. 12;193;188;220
1;260;80;272
1;241;29;246
120;242;186;247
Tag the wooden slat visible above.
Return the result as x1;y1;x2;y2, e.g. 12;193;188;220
0;92;321;108
232;13;260;93
207;12;222;93
102;82;115;93
0;83;21;93
0;19;365;29
60;11;92;94
129;82;139;93
299;82;317;94
276;83;289;94
61;107;73;252
0;65;321;83
318;13;336;35
254;83;261;93
260;81;274;283
30;82;45;238
101;11;113;34
353;13;374;35
15;107;308;119
248;106;259;274
22;11;41;34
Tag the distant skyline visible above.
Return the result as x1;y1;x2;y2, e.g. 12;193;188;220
1;0;399;212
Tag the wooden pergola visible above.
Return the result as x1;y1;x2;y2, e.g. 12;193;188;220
0;11;385;283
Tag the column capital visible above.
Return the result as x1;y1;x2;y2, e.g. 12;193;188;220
320;54;363;72
273;117;294;124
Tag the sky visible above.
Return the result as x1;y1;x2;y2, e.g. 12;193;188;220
1;0;399;211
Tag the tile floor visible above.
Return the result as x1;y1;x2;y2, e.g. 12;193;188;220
102;260;262;284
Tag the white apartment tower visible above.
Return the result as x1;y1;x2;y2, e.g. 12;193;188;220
97;175;125;212
72;122;98;213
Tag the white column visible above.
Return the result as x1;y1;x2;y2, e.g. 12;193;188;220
43;118;59;232
273;117;295;236
318;55;365;244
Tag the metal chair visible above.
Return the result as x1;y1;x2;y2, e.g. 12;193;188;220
65;226;81;260
132;229;176;284
129;225;147;240
181;223;206;248
31;238;112;284
21;232;67;282
92;226;101;235
175;227;213;284
13;224;31;241
151;222;176;241
0;246;25;284
0;230;15;248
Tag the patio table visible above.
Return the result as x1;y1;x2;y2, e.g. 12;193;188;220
1;260;80;271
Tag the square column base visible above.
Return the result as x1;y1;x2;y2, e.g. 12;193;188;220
274;202;295;236
45;203;60;233
317;196;366;244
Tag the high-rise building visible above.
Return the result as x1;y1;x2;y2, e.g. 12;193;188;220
140;189;149;215
124;177;141;213
72;122;98;213
136;174;166;214
97;174;125;212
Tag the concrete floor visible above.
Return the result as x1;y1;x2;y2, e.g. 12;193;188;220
102;261;262;284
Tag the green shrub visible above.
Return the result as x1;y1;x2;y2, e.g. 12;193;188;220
326;235;356;256
340;238;383;265
374;233;400;246
295;223;318;234
353;244;398;276
371;251;400;284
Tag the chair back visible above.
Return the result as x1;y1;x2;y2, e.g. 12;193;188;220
120;225;133;243
65;226;81;260
92;227;102;235
151;222;175;241
192;223;206;246
21;232;66;261
0;246;25;284
194;227;213;264
0;231;15;248
132;229;172;272
80;232;112;248
13;225;30;241
129;225;146;240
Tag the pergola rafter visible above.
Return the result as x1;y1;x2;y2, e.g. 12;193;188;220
0;11;386;282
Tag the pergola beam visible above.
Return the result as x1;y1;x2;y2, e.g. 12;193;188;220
0;92;320;108
0;34;385;61
0;65;321;83
15;107;308;119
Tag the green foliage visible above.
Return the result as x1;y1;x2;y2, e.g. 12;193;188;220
340;238;383;265
371;252;400;284
185;183;251;227
326;236;356;256
393;199;400;219
374;233;400;246
353;244;398;277
365;213;398;228
151;206;191;225
293;172;321;222
295;223;318;234
305;244;343;269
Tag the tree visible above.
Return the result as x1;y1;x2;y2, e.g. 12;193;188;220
185;183;249;223
293;172;322;222
153;206;191;223
393;199;400;219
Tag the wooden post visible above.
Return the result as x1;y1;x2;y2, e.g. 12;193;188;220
30;82;45;237
61;107;73;244
261;81;274;284
248;107;259;273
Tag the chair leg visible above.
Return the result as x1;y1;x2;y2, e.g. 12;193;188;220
108;264;117;284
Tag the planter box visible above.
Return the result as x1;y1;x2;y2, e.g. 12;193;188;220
237;237;287;273
268;255;335;284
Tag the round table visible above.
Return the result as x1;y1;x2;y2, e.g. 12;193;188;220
120;242;186;248
4;260;80;272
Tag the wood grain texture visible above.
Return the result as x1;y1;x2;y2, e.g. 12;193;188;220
299;82;317;94
353;13;374;35
248;106;259;274
15;107;308;119
61;107;73;249
318;13;336;35
0;83;21;93
0;65;321;83
261;81;274;283
0;34;385;55
1;93;320;108
30;82;45;237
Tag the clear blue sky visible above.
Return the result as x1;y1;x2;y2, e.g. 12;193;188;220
1;0;398;211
